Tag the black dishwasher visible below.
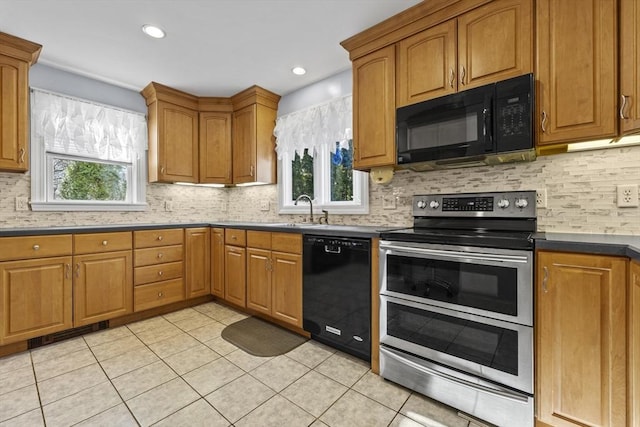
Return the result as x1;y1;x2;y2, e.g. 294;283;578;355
303;235;371;361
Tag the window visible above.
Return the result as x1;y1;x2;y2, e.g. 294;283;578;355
30;89;147;211
275;95;368;215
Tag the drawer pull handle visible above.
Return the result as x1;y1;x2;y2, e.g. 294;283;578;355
158;292;163;297
620;95;630;119
157;253;164;259
541;111;548;133
158;271;163;276
102;240;108;246
33;244;40;251
157;236;163;241
19;147;25;164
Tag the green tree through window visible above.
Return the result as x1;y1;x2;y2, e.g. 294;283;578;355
55;159;127;201
291;149;314;200
330;140;354;201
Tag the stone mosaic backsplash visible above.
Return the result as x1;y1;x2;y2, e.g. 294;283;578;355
0;145;638;235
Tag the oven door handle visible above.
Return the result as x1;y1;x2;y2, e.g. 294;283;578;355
380;243;529;264
381;347;530;403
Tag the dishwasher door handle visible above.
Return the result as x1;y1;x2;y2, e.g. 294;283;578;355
324;245;341;254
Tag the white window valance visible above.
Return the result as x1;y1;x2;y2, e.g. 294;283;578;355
31;88;147;163
274;94;352;159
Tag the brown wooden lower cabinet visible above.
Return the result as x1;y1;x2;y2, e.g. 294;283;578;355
211;228;225;298
271;251;302;327
73;250;133;327
185;228;211;298
246;247;271;315
224;244;246;307
134;279;184;312
630;260;640;427
0;256;73;345
536;251;627;427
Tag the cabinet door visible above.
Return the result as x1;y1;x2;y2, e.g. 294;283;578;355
397;20;457;106
0;55;29;172
246;248;271;316
457;0;532;89
536;251;626;427
157;101;198;183
630;260;640;427
199;112;232;184
0;257;73;345
536;0;617;145
232;104;257;184
271;251;302;328
224;245;246;307
185;228;210;299
211;228;225;298
620;0;640;134
74;251;133;327
352;45;396;170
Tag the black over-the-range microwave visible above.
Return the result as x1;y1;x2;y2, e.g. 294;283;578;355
396;73;535;171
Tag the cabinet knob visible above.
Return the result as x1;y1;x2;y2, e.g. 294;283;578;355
158;271;163;276
33;244;40;251
102;240;108;246
158;292;163;298
157;253;164;259
231;235;237;240
157;235;163;241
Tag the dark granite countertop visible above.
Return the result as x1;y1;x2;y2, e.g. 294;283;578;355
535;232;640;261
0;222;389;239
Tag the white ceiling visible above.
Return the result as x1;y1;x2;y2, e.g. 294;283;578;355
1;0;421;97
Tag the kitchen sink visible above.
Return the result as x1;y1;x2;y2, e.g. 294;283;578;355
264;223;328;228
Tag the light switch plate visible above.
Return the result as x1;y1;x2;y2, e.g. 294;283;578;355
15;197;29;211
260;200;270;211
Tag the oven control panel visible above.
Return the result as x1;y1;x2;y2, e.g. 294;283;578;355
413;191;536;218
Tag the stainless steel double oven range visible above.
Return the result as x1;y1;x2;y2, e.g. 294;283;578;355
379;190;536;427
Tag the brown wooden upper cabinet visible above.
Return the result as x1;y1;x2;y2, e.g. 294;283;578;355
397;0;533;107
231;86;280;185
142;83;278;185
0;32;41;173
536;0;617;146
620;0;640;134
352;45;396;170
142;83;200;183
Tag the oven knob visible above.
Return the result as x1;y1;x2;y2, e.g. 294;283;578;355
417;200;426;209
497;198;510;209
429;200;440;209
515;198;529;209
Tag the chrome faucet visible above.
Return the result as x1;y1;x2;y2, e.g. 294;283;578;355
294;194;313;223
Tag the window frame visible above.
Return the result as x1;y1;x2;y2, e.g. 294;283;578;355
29;90;147;212
277;143;369;215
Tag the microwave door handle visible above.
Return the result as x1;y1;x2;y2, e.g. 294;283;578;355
483;104;493;151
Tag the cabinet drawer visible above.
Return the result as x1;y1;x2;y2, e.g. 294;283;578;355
225;229;246;246
134;279;184;312
134;229;184;248
134;245;183;267
134;261;183;286
0;234;72;261
272;232;302;254
247;231;271;249
74;232;132;254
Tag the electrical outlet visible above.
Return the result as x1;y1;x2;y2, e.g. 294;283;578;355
617;184;639;207
164;200;174;212
15;197;29;211
536;188;547;209
259;200;270;211
383;195;397;210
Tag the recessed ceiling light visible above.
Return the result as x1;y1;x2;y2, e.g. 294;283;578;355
292;67;306;76
142;24;166;39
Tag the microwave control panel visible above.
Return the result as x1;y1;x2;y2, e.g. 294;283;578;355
413;191;536;218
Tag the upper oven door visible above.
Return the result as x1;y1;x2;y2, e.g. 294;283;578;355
396;83;494;165
379;241;533;326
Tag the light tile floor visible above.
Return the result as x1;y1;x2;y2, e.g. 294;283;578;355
0;301;484;427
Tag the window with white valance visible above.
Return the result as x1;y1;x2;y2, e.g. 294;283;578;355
274;95;368;215
30;88;148;211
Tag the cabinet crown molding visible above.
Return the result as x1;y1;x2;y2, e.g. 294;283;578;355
0;32;42;65
231;85;281;111
140;81;200;110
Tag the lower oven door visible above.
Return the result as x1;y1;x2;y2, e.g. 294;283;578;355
380;346;534;427
380;240;533;326
380;295;533;394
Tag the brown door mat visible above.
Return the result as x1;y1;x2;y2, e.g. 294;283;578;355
221;316;308;357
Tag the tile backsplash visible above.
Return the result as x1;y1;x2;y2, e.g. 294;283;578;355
1;145;638;235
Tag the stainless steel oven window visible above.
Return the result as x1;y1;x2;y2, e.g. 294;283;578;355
379;241;533;326
380;295;533;394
